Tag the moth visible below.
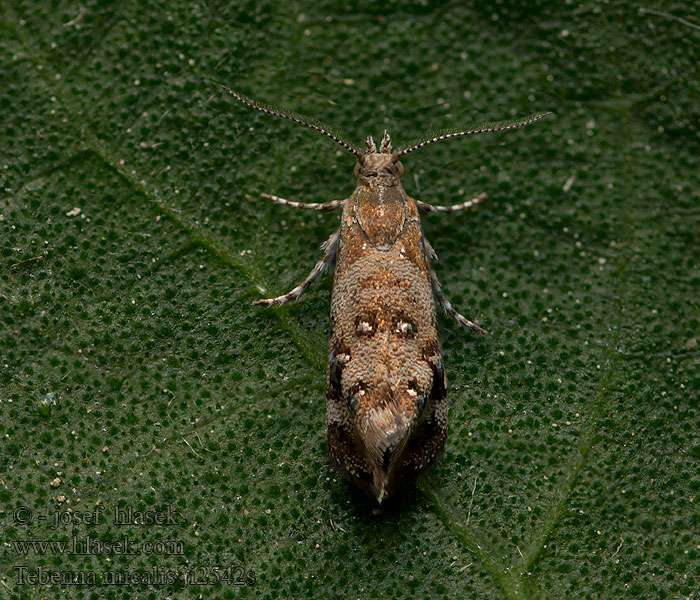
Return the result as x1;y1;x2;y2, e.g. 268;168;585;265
222;86;550;503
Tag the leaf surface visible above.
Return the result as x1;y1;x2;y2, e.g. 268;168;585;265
1;2;698;598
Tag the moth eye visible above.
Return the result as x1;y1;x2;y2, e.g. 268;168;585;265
395;320;416;338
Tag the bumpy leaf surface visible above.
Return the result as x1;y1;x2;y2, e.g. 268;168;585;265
1;2;698;598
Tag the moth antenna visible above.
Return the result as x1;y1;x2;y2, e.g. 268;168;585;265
220;85;360;156
379;130;392;153
365;135;377;153
398;111;553;156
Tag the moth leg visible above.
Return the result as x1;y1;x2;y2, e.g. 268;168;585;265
261;193;347;212
253;228;340;307
424;236;488;335
412;192;487;214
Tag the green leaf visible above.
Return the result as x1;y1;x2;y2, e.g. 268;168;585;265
1;2;698;599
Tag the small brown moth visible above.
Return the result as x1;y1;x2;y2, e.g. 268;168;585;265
222;86;550;503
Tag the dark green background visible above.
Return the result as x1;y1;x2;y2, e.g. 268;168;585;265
1;1;698;598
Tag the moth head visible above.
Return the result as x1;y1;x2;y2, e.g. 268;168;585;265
354;132;404;186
